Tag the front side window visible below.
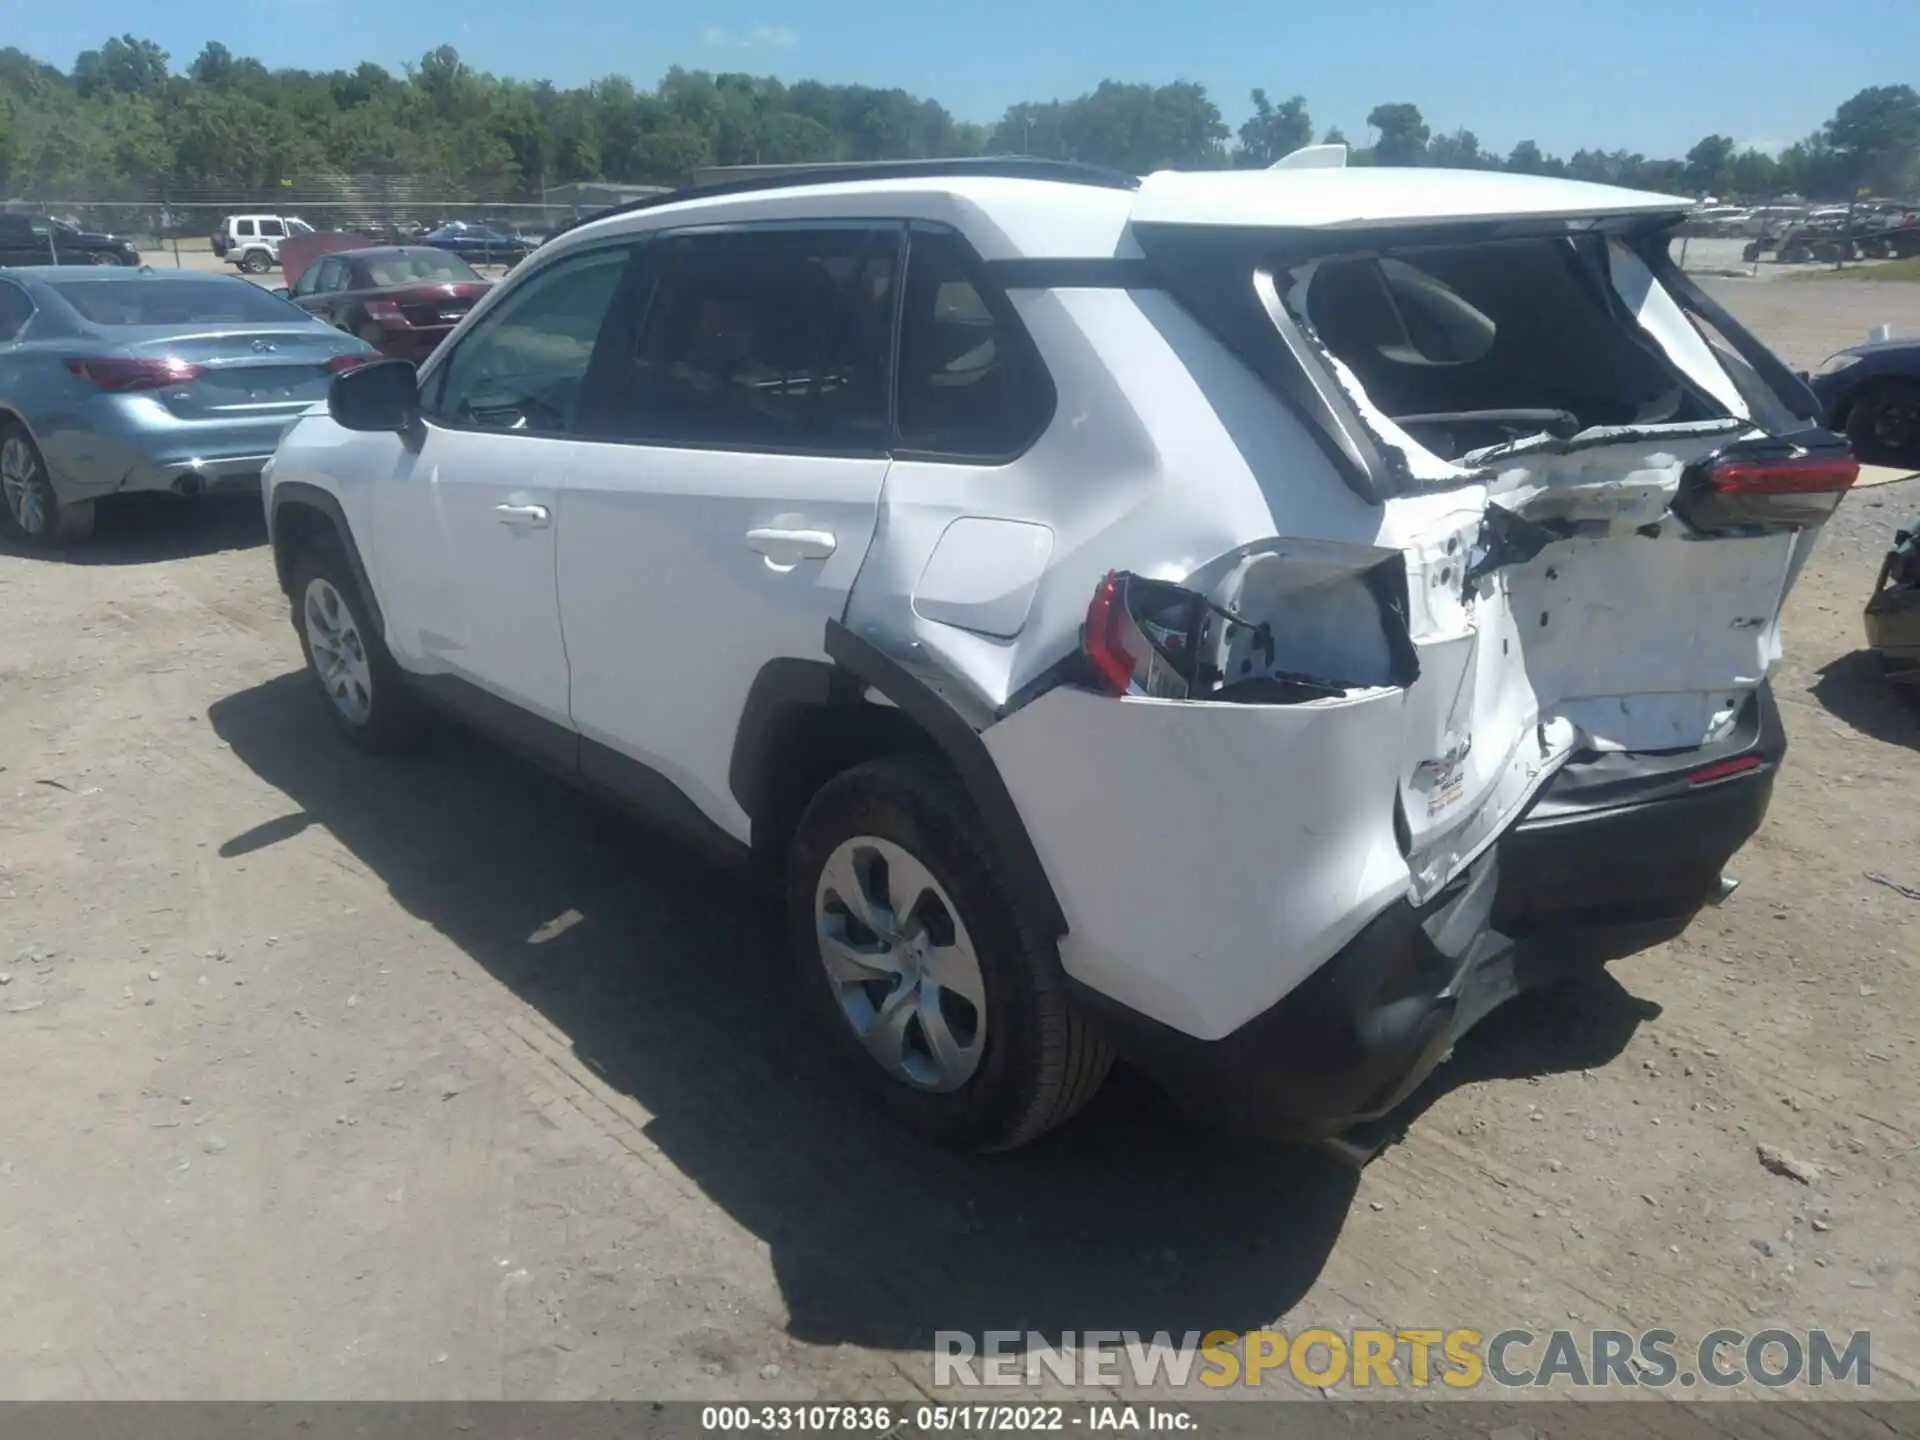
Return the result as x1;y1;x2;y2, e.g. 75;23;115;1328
260;219;287;239
317;259;351;294
426;245;632;435
290;262;322;298
600;226;897;452
895;227;1051;458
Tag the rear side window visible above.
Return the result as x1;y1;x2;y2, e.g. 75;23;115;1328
235;220;256;238
599;226;897;452
426;245;631;435
0;281;33;341
896;228;1052;458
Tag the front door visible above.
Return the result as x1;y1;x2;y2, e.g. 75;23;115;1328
371;242;638;754
560;224;901;837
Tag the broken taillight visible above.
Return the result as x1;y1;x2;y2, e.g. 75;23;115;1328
1082;571;1138;695
1678;442;1859;534
1700;456;1860;494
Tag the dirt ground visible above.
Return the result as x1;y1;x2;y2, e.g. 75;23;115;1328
1;277;1918;1404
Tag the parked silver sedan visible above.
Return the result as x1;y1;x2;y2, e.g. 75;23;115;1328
0;267;378;544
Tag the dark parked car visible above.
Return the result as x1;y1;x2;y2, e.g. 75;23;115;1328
1810;337;1920;467
0;213;140;267
283;246;491;360
419;223;534;265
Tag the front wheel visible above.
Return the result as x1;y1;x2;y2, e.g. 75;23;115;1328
1847;379;1920;467
288;547;430;751
787;755;1111;1151
1;424;94;546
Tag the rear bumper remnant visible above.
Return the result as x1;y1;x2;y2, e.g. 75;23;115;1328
1080;685;1785;1140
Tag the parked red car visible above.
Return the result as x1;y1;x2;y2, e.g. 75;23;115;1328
280;246;491;360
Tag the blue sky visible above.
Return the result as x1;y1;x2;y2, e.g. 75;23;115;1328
2;0;1909;158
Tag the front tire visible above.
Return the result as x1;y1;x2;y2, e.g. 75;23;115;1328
787;755;1111;1152
288;546;429;752
1;424;94;546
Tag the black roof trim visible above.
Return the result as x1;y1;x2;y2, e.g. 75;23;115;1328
550;157;1140;241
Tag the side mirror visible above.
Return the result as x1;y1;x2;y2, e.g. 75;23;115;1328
329;359;420;432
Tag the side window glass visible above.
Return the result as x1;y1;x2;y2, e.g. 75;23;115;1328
290;264;317;297
319;260;350;294
236;220;256;238
896;227;1052;457
603;226;896;451
428;246;631;435
0;283;32;342
260;220;287;239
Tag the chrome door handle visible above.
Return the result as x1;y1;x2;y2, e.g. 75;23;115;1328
745;527;836;560
495;502;551;530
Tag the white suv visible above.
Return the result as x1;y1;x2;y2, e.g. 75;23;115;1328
213;214;313;273
262;157;1852;1153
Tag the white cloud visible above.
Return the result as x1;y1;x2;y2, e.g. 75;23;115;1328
702;23;798;50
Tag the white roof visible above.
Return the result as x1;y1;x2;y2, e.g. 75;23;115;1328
1131;167;1692;231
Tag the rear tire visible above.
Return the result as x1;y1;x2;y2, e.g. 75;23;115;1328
1846;379;1920;467
241;250;271;274
288;545;430;753
786;755;1111;1152
1;424;94;546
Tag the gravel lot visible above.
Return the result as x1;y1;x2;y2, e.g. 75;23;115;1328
1;277;1917;1403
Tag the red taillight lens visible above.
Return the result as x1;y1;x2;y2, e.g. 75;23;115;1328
1689;755;1765;786
64;356;203;391
1702;456;1860;495
1083;570;1138;695
364;299;404;323
326;352;380;373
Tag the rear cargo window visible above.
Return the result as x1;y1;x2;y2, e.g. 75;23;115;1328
51;278;306;326
1292;237;1721;460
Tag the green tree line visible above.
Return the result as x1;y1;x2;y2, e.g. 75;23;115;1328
1;35;1915;202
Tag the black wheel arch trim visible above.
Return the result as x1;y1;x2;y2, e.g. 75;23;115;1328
269;481;385;638
820;620;1069;940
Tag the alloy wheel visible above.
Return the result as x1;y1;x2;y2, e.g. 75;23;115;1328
1;436;48;537
815;835;987;1092
303;577;374;725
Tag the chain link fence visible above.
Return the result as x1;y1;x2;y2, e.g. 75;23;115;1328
2;175;673;254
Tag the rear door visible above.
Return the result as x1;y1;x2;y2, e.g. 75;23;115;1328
560;222;900;836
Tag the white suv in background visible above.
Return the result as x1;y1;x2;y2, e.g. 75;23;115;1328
262;157;1852;1153
213;214;314;273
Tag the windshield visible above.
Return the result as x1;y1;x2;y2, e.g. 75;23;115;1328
364;252;480;287
51;278;310;327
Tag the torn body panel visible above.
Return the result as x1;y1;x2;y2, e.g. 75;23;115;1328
840;232;1826;1043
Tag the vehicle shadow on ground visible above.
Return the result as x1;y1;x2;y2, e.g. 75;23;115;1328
0;494;264;565
210;672;1649;1351
1811;649;1920;751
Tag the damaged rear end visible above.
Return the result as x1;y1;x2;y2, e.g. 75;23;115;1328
979;171;1849;1139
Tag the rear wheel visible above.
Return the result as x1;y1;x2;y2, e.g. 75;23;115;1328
787;755;1111;1151
1;424;94;546
288;546;430;752
1846;379;1920;467
240;250;271;275
89;250;122;266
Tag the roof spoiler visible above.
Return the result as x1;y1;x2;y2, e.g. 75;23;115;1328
1270;144;1348;171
